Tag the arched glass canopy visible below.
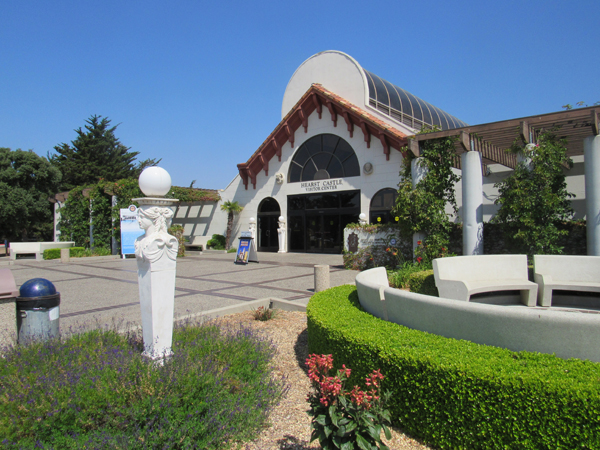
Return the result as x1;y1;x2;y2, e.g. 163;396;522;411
364;70;468;131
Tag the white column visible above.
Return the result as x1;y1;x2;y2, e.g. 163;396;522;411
411;158;427;253
461;151;483;255
585;135;600;256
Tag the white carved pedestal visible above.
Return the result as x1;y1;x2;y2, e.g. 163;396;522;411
134;199;179;361
133;166;179;362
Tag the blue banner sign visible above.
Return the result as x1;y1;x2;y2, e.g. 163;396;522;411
120;205;144;257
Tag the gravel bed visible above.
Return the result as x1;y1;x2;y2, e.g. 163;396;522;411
212;309;433;450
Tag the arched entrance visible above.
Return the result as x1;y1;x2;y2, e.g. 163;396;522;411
257;197;281;252
286;134;361;253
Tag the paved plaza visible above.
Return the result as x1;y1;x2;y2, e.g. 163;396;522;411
0;251;358;331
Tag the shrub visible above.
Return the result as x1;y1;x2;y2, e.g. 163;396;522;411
388;267;438;296
251;306;278;321
387;261;432;289
43;247;86;260
493;130;575;256
405;269;437;296
206;234;226;250
307;285;600;449
0;320;286;449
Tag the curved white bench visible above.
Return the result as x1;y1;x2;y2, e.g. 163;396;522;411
433;255;538;306
534;255;600;307
355;267;600;362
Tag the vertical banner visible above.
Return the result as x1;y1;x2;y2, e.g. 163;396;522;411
120;205;143;257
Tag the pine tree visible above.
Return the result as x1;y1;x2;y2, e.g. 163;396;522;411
49;115;139;190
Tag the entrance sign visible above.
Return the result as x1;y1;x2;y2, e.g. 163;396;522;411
288;177;352;195
235;234;259;264
120;205;143;258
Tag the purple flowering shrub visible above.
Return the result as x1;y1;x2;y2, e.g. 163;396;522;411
0;321;286;449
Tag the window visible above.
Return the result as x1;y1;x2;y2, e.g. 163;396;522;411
369;188;398;224
288;134;360;183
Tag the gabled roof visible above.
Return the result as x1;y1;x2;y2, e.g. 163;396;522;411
237;84;409;189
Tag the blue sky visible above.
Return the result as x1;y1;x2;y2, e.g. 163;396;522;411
2;0;598;189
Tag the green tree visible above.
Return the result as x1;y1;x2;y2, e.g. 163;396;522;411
493;130;574;256
0;148;62;241
220;201;243;250
49;115;139;190
392;133;460;262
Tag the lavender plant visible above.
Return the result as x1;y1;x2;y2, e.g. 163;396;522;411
0;320;286;449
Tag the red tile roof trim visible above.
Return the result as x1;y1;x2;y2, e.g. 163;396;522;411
237;84;409;189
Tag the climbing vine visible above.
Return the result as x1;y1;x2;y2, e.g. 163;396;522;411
59;187;91;247
392;131;460;262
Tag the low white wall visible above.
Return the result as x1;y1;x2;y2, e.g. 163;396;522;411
355;267;600;362
10;241;75;260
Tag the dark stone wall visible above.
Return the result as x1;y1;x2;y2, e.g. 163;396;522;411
447;222;588;256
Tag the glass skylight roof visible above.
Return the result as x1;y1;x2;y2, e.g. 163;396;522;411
364;70;468;131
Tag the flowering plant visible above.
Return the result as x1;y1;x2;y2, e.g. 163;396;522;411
306;354;392;450
414;236;449;264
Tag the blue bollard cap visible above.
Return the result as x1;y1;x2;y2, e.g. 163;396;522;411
19;278;57;298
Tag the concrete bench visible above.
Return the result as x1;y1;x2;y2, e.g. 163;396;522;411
433;255;538;307
355;267;390;320
355;267;600;362
9;241;75;260
184;236;210;250
534;255;600;307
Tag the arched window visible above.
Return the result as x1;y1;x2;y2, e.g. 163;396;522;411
288;134;360;183
369;188;398;224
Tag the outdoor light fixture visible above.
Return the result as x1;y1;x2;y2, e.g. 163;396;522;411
139;166;172;197
363;162;373;174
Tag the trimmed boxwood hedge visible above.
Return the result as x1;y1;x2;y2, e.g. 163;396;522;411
307;285;600;449
43;247;86;260
405;269;438;296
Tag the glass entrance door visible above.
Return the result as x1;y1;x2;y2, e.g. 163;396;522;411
258;215;279;252
306;213;341;253
288;190;359;254
257;197;281;252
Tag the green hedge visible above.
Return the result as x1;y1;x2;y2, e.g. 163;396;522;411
307;285;600;449
43;247;85;260
405;270;438;296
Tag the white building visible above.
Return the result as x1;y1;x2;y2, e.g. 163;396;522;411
173;50;599;255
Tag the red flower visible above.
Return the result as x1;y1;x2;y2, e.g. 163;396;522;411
417;240;422;245
417;257;423;263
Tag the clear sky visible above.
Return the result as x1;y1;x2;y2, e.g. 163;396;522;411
2;0;598;190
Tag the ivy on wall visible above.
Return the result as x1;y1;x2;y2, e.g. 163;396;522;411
59;179;220;252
